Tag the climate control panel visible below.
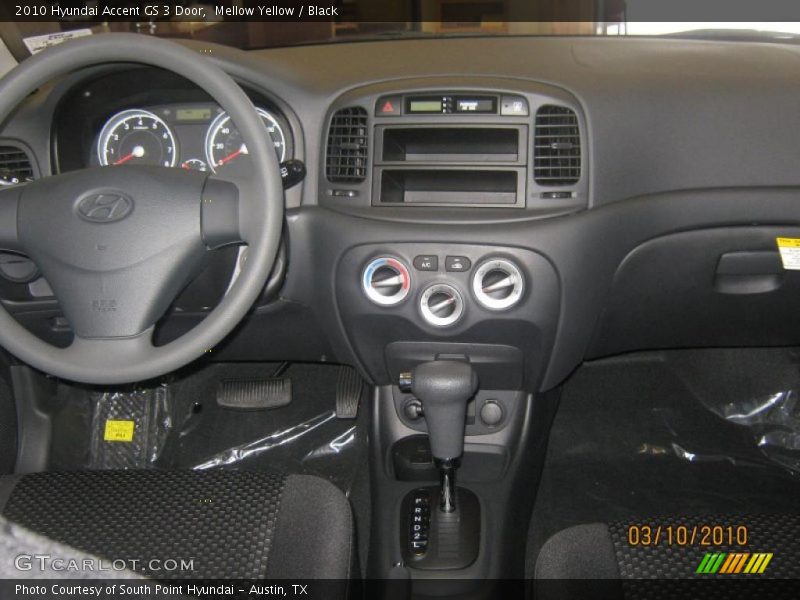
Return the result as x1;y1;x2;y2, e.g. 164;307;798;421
360;251;528;329
339;243;560;386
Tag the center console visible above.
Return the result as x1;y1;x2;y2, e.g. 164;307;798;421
338;241;560;589
322;78;581;591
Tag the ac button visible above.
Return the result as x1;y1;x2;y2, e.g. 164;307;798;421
413;255;438;272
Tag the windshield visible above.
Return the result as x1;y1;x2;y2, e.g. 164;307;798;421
7;0;800;55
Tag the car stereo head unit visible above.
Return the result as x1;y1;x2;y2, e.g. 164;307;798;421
376;92;529;117
407;95;497;115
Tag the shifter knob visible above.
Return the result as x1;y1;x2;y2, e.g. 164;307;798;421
409;361;478;461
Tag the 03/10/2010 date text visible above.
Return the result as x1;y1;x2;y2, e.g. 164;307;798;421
627;524;748;547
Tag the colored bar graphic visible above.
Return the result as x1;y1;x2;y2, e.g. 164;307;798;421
732;553;749;573
719;554;737;573
744;554;760;574
758;554;773;573
697;552;773;575
695;553;712;574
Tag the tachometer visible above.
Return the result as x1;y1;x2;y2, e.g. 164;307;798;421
98;109;178;167
205;108;286;172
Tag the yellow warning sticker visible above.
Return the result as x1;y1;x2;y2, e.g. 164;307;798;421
776;238;800;270
103;420;135;442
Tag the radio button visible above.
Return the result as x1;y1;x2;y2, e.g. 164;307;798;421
500;95;529;116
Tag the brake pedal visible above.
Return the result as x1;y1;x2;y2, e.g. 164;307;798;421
216;378;292;410
336;366;365;419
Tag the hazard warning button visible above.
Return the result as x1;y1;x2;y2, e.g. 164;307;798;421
376;95;402;116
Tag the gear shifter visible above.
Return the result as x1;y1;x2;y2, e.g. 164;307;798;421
400;360;478;512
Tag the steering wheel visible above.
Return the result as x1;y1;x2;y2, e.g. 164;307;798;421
0;34;284;384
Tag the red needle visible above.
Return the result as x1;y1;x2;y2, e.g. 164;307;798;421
216;146;244;167
112;145;144;166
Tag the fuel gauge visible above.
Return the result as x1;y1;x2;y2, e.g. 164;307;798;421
180;159;208;172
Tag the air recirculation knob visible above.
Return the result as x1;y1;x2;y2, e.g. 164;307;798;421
472;258;525;310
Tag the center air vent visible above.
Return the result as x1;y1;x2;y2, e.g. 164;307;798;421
472;258;525;311
533;105;581;186
0;145;33;186
326;107;368;183
362;257;411;306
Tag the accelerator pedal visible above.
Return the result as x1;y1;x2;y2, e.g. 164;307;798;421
336;366;366;419
216;378;292;410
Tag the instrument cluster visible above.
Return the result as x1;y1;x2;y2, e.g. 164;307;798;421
92;103;291;174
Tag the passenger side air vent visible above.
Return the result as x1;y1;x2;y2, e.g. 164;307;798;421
326;107;368;183
533;105;581;186
0;145;33;186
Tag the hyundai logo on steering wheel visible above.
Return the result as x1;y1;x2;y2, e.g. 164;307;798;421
76;192;134;223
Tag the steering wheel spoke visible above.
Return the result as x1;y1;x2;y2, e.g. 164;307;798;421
64;328;156;370
201;177;246;248
0;184;22;252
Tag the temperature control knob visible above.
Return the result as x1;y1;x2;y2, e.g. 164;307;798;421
362;257;411;306
419;283;464;327
472;258;525;311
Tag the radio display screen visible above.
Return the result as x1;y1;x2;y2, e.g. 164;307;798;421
408;99;444;113
455;97;496;113
405;95;497;115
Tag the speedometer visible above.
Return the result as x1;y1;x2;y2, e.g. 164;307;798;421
97;109;178;167
205;108;287;173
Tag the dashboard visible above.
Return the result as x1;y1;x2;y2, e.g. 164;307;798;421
3;36;800;395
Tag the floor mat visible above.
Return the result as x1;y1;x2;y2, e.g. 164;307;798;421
49;362;368;495
526;348;800;577
88;385;172;470
158;362;367;493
